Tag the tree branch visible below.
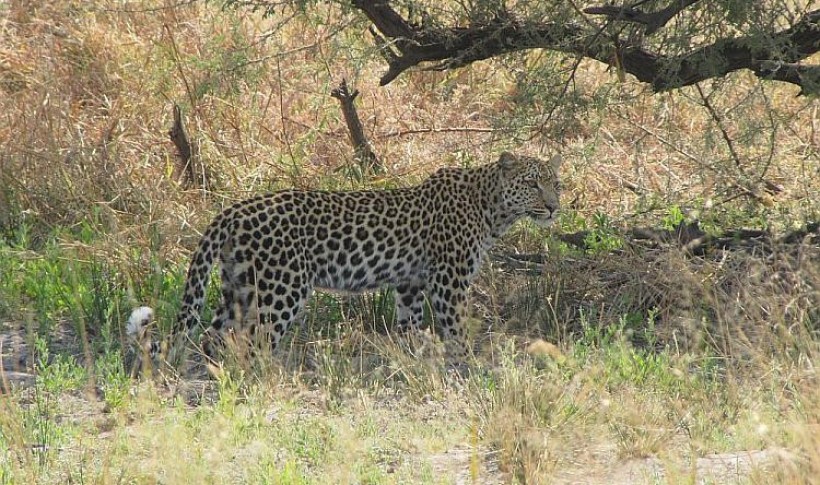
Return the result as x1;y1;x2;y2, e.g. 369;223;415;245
351;1;820;94
331;79;382;173
584;0;702;35
168;103;208;189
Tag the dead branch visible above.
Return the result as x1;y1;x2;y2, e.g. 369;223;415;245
350;1;820;94
330;79;382;174
168;103;206;189
552;221;817;255
491;221;819;273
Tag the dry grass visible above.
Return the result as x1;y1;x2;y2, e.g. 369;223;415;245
472;237;819;482
0;0;818;483
488;234;819;353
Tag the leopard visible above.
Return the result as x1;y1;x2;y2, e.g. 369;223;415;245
130;151;562;362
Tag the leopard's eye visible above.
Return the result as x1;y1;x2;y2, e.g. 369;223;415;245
527;179;539;188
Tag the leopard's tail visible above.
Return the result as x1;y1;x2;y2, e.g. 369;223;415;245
175;212;230;333
127;211;230;355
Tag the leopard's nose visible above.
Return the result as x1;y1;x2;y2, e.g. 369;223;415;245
546;204;559;215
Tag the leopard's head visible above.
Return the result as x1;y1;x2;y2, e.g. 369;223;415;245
497;151;563;227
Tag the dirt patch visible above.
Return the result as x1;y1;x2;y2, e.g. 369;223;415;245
427;447;507;484
424;445;792;484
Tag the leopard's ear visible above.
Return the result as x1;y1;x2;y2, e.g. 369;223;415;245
548;154;562;172
498;151;522;172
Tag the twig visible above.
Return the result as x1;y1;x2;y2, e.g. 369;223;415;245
695;84;745;173
163;24;195;111
275;56;296;174
617;113;766;204
693;83;782;204
378;126;496;139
